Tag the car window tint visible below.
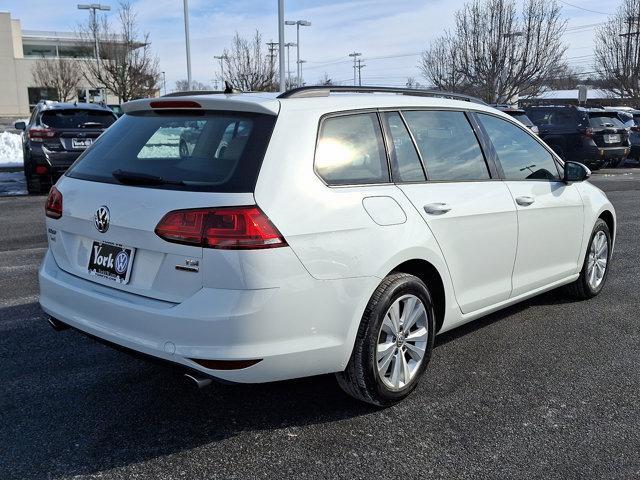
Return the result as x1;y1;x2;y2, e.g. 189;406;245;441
402;110;489;181
510;112;534;127
315;113;389;185
588;114;625;129
41;110;116;129
478;113;560;181
384;112;425;182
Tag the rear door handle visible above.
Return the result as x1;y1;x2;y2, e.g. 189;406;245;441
423;203;452;215
515;196;535;207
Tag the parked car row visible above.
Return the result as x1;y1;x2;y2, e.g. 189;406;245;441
496;103;638;170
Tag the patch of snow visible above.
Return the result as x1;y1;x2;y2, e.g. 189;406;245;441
0;131;23;168
0;171;27;196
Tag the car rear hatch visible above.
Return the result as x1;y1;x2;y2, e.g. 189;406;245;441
48;97;279;303
40;109;117;167
588;112;628;148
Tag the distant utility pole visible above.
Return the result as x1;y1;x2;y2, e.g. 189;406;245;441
161;71;166;95
267;40;279;78
297;59;307;86
348;52;362;86
355;58;366;86
620;16;640;78
214;54;227;84
278;0;286;91
182;0;192;90
285;42;296;87
286;19;311;87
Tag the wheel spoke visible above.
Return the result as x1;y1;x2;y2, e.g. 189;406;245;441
401;352;410;386
377;341;395;361
404;303;425;331
390;352;402;388
377;345;395;375
406;326;428;343
400;296;417;326
405;341;425;361
382;315;396;336
388;302;401;332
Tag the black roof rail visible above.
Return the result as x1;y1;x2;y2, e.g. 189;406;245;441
277;86;487;105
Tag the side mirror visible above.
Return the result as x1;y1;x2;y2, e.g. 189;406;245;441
564;161;590;183
14;121;26;131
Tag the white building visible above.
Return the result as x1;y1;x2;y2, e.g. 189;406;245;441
0;11;130;117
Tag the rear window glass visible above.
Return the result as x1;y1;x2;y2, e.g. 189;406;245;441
589;114;625;129
41;109;116;129
66;111;276;192
509;112;534;127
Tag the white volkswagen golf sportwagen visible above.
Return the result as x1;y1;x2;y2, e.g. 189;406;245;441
39;87;615;406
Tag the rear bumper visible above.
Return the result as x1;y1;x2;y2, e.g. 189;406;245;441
598;146;629;159
38;249;376;383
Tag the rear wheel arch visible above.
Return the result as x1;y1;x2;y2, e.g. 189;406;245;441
388;259;446;333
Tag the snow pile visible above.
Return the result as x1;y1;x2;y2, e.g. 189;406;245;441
0;131;23;168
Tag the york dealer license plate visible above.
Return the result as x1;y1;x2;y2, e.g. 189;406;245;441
88;241;135;284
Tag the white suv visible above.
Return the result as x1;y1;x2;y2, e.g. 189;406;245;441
39;87;616;406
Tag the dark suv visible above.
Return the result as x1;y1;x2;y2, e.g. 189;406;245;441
525;106;630;169
492;105;539;135
15;101;117;194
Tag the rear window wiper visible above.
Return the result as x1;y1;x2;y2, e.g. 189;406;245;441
80;122;104;128
112;169;185;186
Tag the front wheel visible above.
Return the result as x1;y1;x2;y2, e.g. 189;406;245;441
336;273;435;407
564;219;611;299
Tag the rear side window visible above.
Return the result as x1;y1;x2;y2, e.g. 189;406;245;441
315;113;389;185
477;113;560;181
41;109;116;129
402;110;490;181
589;114;625;129
383;112;425;182
66;111;276;192
509;112;534;128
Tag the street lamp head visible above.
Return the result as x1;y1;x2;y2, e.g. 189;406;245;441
285;20;296;25
77;3;111;10
285;42;297;47
297;20;311;26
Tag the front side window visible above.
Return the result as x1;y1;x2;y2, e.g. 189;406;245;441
477;113;560;181
383;112;425;182
315;113;389;185
402;110;490;181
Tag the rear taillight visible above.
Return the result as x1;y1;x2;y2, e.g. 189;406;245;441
155;206;287;250
35;165;48;175
45;186;63;219
580;127;594;138
28;127;57;142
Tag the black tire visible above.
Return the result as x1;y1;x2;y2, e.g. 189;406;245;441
609;158;623;168
564;219;611;299
336;273;436;407
26;175;44;195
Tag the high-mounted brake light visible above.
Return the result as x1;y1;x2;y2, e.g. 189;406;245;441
155;206;287;250
45;186;63;219
149;100;202;109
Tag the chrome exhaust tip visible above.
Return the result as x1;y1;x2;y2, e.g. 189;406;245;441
48;316;70;331
184;373;213;388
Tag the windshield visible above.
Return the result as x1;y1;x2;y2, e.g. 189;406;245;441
41;109;117;129
66;111;276;192
588;114;625;129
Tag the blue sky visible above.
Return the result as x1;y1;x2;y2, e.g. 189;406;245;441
1;0;613;90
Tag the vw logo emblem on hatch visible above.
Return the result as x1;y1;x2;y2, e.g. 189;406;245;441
94;206;110;233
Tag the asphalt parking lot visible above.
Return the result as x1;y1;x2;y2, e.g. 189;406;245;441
1;170;639;480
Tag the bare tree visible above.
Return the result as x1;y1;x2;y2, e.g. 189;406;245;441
175;79;212;92
318;72;333;86
31;57;83;102
420;0;567;103
405;76;424;89
78;1;160;102
594;0;640;102
218;31;277;92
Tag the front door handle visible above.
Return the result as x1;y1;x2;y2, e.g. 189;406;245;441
515;196;535;206
423;203;452;215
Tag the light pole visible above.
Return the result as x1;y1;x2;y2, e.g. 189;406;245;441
297;59;307;86
498;31;524;103
285;42;296;87
285;19;311;87
183;0;192;90
278;0;286;91
348;52;361;86
214;54;227;85
77;3;110;89
161;71;166;95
